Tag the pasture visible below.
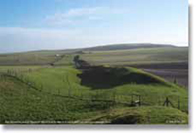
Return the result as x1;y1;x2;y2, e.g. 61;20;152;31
0;76;188;124
80;47;188;88
0;45;189;124
81;47;188;66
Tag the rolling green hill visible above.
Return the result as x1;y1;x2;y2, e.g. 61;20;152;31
0;49;76;66
0;44;188;66
0;66;188;124
0;43;189;124
81;47;188;66
83;43;176;51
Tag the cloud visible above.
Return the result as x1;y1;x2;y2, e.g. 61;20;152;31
66;7;104;17
44;7;120;27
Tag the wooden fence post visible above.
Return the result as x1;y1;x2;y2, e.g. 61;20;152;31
163;97;175;108
163;97;169;107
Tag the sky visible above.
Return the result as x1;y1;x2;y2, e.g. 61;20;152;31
0;0;188;53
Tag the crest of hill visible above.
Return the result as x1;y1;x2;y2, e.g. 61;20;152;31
83;43;176;51
0;43;178;55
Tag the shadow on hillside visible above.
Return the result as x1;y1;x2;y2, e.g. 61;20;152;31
77;66;162;89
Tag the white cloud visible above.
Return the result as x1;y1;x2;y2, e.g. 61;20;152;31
44;7;120;27
66;7;104;17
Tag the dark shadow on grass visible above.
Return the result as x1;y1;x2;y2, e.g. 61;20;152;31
77;66;162;89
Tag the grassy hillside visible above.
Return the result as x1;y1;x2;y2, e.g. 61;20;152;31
0;77;99;123
81;47;188;66
0;65;188;111
0;73;188;124
89;106;188;124
0;49;75;66
0;66;42;73
0;44;189;124
0;44;188;66
83;43;175;51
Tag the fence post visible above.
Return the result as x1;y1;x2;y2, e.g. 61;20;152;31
166;97;169;107
163;97;169;107
163;97;175;108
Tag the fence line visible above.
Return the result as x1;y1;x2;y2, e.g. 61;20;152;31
0;71;182;110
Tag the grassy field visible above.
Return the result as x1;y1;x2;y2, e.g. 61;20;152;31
0;45;189;124
0;49;76;66
80;46;189;88
15;66;186;107
0;46;188;66
81;47;188;66
0;66;42;73
0;72;188;124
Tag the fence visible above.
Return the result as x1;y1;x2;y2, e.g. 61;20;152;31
0;70;182;110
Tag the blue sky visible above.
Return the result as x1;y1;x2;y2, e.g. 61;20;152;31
0;0;188;53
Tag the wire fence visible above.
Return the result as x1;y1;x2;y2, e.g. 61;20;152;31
0;70;182;110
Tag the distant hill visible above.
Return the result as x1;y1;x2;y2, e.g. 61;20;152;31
0;43;179;55
28;43;176;54
83;43;176;51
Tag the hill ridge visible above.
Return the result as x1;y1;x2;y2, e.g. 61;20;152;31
82;43;176;51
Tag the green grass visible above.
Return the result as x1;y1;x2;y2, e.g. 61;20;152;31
0;76;188;124
0;77;103;123
89;106;188;124
0;46;189;124
23;66;87;95
0;53;54;65
0;66;42;73
53;54;74;66
81;47;188;66
0;47;188;66
0;50;74;66
17;66;188;112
